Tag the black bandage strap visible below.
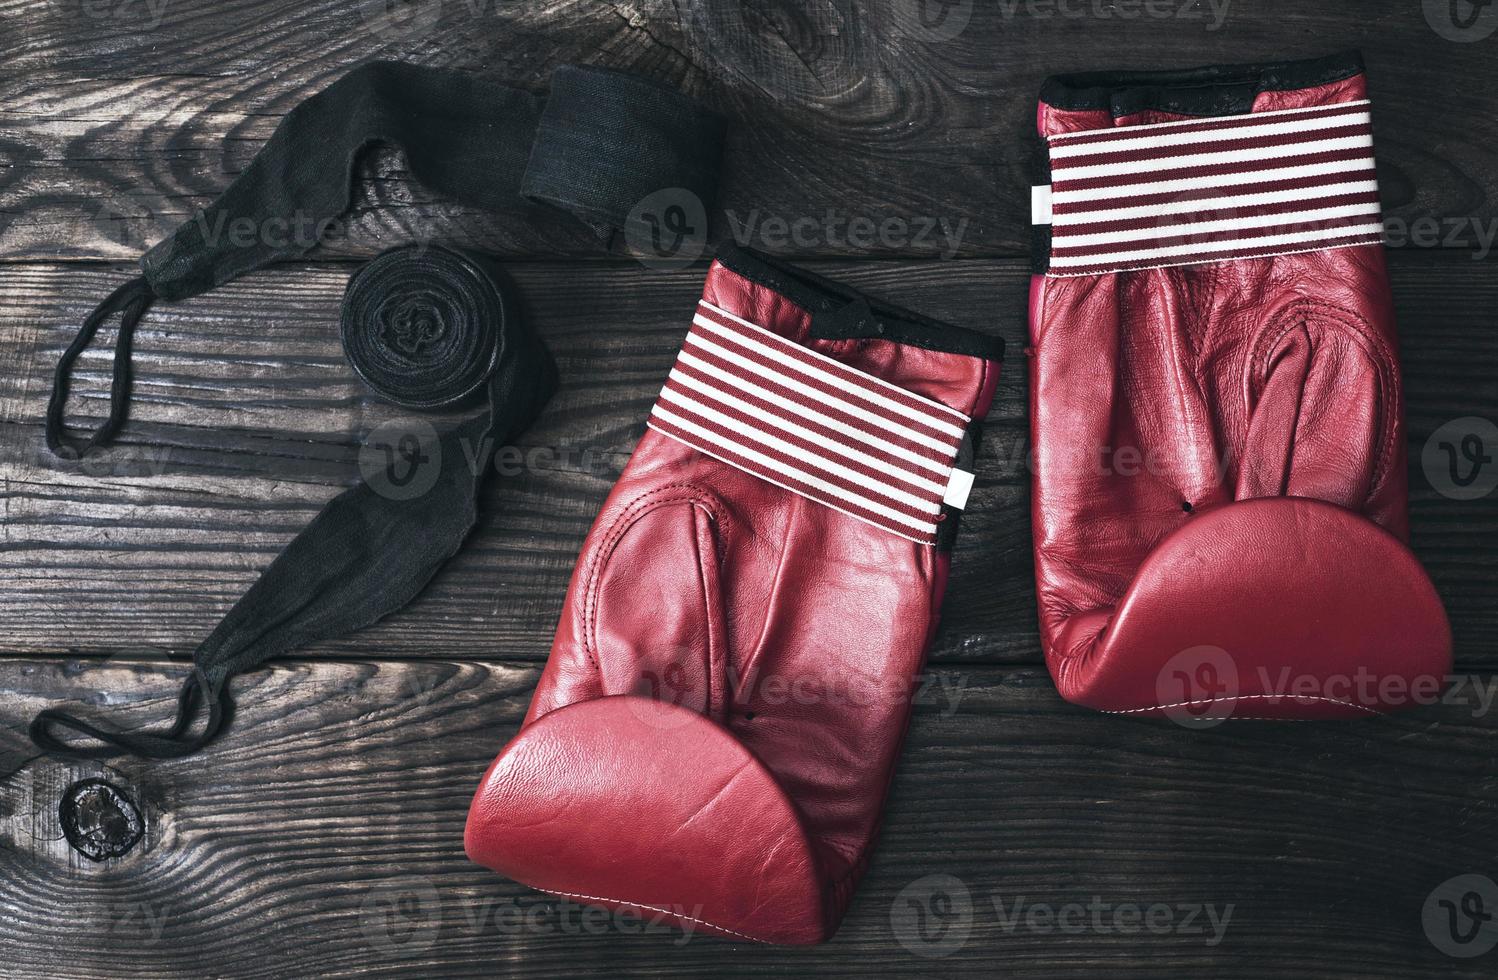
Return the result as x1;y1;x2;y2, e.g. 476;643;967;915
33;246;556;759
46;61;724;452
32;62;724;759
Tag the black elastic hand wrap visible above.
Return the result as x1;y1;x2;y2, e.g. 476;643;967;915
341;246;506;409
33;61;724;758
45;61;724;453
32;244;556;759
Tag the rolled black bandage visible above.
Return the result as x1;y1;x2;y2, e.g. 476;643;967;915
32;62;724;758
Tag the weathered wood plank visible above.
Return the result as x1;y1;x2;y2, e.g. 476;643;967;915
1;657;1495;978
1;255;1494;664
0;257;1034;663
1;0;1495;260
2;5;1494;980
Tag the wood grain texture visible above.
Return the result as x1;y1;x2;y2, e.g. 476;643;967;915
2;3;1498;977
2;656;1497;978
1;0;1496;260
0;257;1034;663
1;255;1494;666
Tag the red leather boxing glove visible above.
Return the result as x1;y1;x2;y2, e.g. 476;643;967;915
465;245;1001;943
1028;51;1451;722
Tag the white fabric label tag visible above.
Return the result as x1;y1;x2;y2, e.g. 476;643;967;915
1031;184;1052;225
943;468;975;511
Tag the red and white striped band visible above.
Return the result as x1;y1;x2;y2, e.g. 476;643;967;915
1038;99;1383;277
647;300;974;546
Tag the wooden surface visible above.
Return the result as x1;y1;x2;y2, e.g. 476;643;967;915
1;1;1496;977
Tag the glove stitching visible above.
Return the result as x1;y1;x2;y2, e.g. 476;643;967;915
582;482;723;671
732;505;798;715
1103;693;1379;715
689;503;729;721
1043;239;1382;279
530;885;768;943
1252;296;1398;490
1158;266;1215;500
970;355;993;420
